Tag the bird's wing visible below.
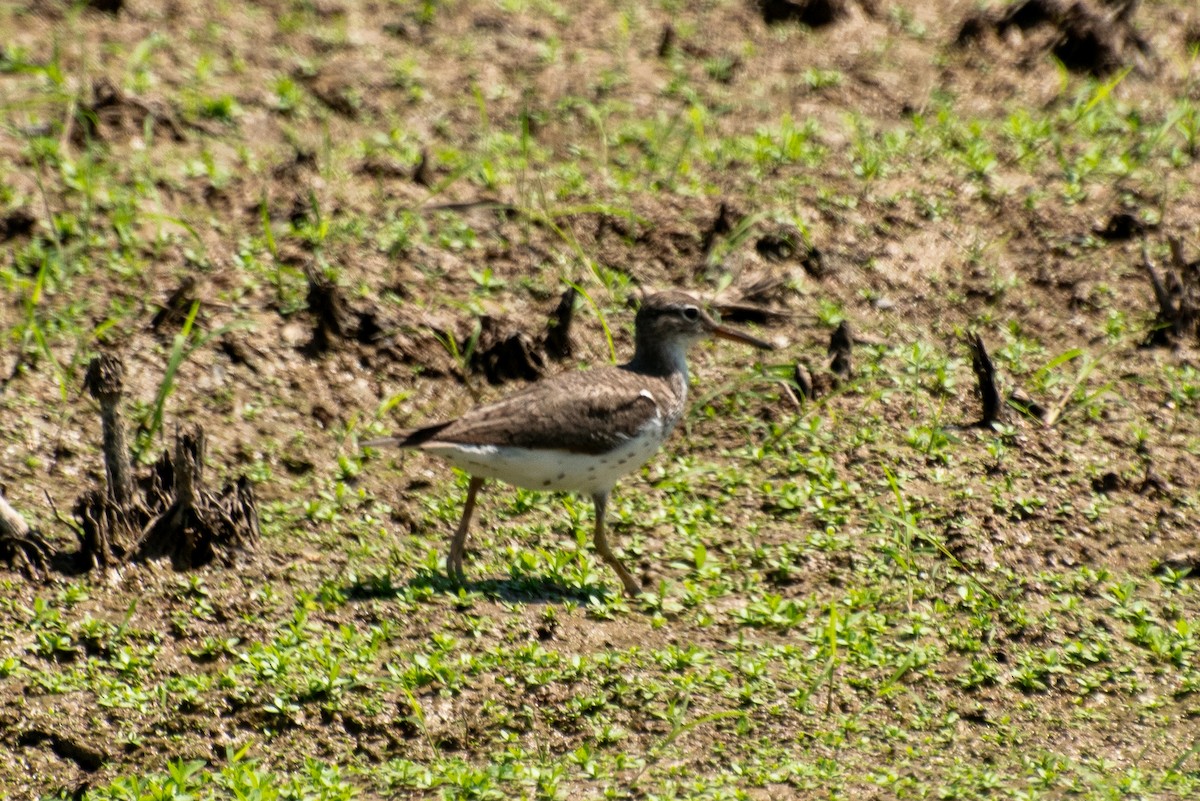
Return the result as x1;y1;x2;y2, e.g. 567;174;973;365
411;368;673;455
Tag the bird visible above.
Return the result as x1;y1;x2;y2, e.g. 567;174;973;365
364;290;774;596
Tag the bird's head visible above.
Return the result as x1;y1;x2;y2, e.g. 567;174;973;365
635;290;774;351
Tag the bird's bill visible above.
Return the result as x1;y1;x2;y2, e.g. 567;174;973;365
712;324;774;350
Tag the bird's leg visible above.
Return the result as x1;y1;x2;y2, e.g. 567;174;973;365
591;492;641;597
448;476;484;586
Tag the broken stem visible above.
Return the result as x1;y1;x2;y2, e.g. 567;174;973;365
84;354;134;507
0;487;51;578
0;489;32;540
967;333;1001;426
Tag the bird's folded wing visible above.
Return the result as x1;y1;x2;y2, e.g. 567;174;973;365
425;368;667;455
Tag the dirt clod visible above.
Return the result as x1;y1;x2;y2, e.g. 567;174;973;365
149;277;200;336
304;265;355;354
1092;471;1123;493
86;0;123;14
754;222;806;263
472;317;546;385
700;202;735;257
413;149;433;187
955;0;1150;76
757;0;849;28
17;729;107;772
1141;239;1199;347
543;287;578;361
829;321;854;381
1052;3;1125;75
0;208;35;241
997;0;1066;32
955;12;993;46
801;245;827;278
73;77;184;146
1095;211;1148;241
658;24;676;57
1156;550;1200;575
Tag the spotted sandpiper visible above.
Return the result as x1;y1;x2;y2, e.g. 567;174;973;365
365;290;773;596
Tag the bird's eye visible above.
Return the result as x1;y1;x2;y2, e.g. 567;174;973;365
682;306;700;321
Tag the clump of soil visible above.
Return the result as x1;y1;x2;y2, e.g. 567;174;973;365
755;0;876;28
304;265;358;354
542;287;579;361
72;77;185;146
1141;238;1200;348
149;277;201;337
0;208;35;241
955;0;1152;76
472;316;547;385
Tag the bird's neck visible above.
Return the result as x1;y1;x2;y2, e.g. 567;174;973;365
624;338;690;383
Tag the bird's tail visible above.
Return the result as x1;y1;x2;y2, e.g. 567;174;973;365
360;436;404;449
361;420;454;450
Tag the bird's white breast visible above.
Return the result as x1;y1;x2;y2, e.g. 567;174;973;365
425;410;677;496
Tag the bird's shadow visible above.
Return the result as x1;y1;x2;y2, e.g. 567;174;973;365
342;568;618;605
